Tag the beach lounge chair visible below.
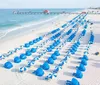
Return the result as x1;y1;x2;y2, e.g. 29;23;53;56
66;29;73;35
67;33;76;42
62;24;67;28
81;29;86;36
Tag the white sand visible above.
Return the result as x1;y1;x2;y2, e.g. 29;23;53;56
0;9;100;85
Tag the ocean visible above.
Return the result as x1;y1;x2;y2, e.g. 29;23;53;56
0;8;83;41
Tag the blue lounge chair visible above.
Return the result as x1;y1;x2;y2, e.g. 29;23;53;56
19;67;27;72
62;24;67;28
81;29;86;36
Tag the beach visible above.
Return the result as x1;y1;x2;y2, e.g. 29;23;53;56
0;9;100;85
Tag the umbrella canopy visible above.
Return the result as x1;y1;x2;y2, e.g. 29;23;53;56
47;57;54;64
41;62;50;70
14;56;21;63
4;61;13;69
20;54;26;60
34;67;44;77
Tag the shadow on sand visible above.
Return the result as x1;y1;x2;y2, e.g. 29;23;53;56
57;80;66;85
92;62;100;68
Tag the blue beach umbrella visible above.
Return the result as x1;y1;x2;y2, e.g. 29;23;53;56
25;50;32;56
81;59;87;66
33;38;39;43
66;78;80;85
31;48;37;53
36;38;40;42
71;78;80;85
33;67;44;77
20;53;26;60
78;64;86;71
51;54;57;60
73;69;83;78
54;51;60;56
47;47;52;52
77;41;80;45
39;36;43;40
50;45;55;49
53;42;57;46
24;43;30;48
14;56;21;63
33;39;36;43
41;62;50;70
4;61;13;69
29;41;34;45
83;55;88;60
81;21;84;25
51;36;55;40
47;57;54;64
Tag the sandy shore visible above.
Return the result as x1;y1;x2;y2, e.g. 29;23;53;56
0;9;100;85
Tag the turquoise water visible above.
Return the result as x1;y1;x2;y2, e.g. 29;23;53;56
0;9;83;30
0;9;54;30
0;8;83;41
